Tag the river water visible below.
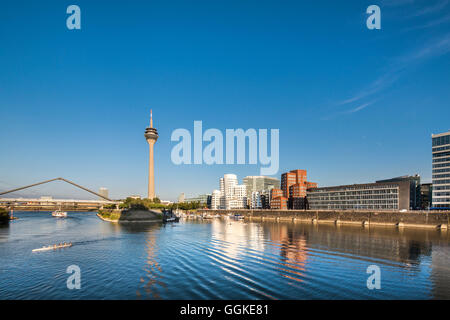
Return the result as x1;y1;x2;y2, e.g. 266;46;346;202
0;211;449;299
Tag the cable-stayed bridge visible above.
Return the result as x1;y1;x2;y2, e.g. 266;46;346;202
0;177;119;211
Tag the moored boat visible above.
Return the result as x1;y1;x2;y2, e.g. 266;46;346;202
162;209;180;223
164;216;179;222
52;210;67;218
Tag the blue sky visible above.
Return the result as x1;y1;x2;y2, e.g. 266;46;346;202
1;0;449;201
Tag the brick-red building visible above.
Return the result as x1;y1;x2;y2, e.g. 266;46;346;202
271;196;288;210
279;169;317;209
270;188;284;209
270;188;283;199
306;181;318;190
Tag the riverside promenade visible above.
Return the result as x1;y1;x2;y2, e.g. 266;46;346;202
198;209;450;230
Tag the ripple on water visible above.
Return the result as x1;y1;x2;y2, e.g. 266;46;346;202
0;213;448;299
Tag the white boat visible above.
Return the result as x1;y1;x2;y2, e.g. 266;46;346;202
52;210;67;218
32;243;72;252
202;213;221;219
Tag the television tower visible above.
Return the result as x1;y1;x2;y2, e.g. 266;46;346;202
144;110;158;200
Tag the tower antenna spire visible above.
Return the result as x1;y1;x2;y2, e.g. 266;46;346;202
150;109;153;128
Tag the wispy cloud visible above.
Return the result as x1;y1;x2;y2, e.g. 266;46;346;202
346;102;374;114
391;0;450;31
323;1;450;120
322;101;376;120
335;33;450;109
397;33;450;62
336;72;400;107
380;0;415;7
404;12;450;31
408;0;449;17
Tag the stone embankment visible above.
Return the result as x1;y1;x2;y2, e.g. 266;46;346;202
197;209;450;230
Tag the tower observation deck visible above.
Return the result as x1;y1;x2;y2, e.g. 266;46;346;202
144;110;158;200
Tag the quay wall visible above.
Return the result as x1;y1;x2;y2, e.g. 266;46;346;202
197;209;450;229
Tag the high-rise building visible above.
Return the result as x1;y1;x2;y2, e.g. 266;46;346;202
269;188;284;209
270;188;283;199
271;196;288;210
306;182;318;190
99;187;109;200
231;185;247;209
243;176;280;198
279;169;316;209
260;192;271;209
251;191;262;209
211;190;221;210
214;174;247;209
421;183;432;210
281;171;299;198
144;110;158;200
289;197;308;210
432;131;450;208
178;193;185;203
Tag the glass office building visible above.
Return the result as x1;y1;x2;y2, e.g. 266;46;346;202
432;131;450;208
185;194;212;207
243;176;280;198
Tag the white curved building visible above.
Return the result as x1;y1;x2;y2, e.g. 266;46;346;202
214;174;247;209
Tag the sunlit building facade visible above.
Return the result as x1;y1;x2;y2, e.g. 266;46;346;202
432;131;450;208
307;180;411;210
243;176;280;198
251;191;263;209
211;190;221;210
279;169;317;209
213;174;247;209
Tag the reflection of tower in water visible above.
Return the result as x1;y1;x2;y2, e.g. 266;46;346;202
136;230;166;299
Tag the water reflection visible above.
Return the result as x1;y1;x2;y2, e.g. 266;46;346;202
141;229;165;299
0;212;449;299
431;247;450;299
208;219;449;299
266;224;308;283
0;223;10;244
210;219;265;260
116;222;166;299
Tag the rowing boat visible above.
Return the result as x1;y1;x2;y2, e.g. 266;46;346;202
32;243;72;252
